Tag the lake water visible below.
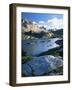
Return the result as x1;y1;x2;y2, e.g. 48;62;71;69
22;38;60;56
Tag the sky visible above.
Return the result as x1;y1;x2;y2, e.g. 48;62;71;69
21;12;63;30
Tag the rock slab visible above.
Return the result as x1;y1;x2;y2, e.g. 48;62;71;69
22;55;63;76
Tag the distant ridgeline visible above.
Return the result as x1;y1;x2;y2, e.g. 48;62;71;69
21;19;63;40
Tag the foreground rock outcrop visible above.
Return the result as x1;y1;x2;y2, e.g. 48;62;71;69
22;55;63;76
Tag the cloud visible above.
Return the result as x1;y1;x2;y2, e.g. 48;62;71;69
33;21;37;24
47;18;63;30
38;18;63;30
39;21;45;24
38;21;47;28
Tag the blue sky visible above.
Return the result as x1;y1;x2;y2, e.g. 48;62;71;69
21;12;63;22
21;12;63;29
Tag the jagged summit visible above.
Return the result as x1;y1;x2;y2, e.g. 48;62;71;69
22;19;48;33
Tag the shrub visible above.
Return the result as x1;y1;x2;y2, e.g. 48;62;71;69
22;56;33;63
